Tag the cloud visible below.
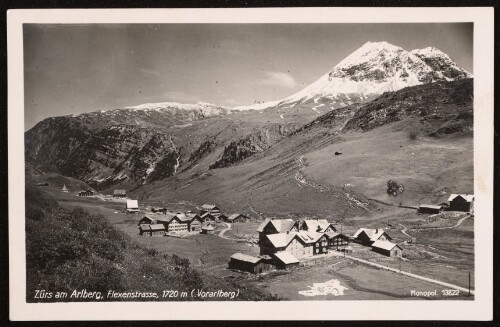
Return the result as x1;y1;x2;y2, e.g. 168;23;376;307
262;71;297;88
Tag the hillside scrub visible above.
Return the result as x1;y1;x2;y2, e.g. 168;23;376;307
25;187;277;302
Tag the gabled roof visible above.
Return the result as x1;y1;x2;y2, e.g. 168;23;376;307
353;228;390;241
302;219;335;232
138;216;156;225
265;233;294;248
257;218;296;233
448;194;474;202
127;199;139;209
139;224;151;231
372;240;400;251
200;212;215;218
150;224;166;231
296;231;324;244
325;232;340;238
227;213;247;221
202;204;219;210
174;213;192;222
274;251;299;264
230;253;261;264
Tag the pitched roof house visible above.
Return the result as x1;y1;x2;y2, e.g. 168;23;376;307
371;240;402;257
353;228;392;245
447;194;474;212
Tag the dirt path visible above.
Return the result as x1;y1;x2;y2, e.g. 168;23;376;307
400;215;470;237
219;223;232;238
330;251;474;295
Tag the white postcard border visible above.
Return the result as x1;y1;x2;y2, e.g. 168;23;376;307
8;7;494;321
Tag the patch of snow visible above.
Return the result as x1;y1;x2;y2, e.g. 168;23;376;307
298;279;348;297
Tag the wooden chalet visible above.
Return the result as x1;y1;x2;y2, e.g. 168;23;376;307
228;253;274;274
151;207;168;214
113;189;127;198
200;212;216;224
161;213;191;235
371;240;402;257
187;213;203;232
273;251;300;270
259;230;326;258
201;224;215;234
225;213;250;223
256;218;299;244
78;189;94;197
418;204;443;214
299;219;337;233
325;232;350;249
139;224;166;237
353;228;392;246
200;204;221;217
448;194;474;212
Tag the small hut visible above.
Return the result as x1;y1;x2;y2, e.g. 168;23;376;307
62;184;68;193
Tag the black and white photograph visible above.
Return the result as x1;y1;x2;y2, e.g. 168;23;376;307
8;7;494;321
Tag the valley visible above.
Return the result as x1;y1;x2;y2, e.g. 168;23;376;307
24;41;475;301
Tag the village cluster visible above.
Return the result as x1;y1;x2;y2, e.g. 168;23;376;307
228;218;400;273
64;184;474;275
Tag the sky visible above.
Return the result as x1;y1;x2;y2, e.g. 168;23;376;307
24;23;473;130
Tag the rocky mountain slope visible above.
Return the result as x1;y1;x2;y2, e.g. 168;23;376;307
25;41;472;206
235;41;471;111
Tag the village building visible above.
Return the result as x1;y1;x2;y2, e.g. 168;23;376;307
113;189;127;198
325;232;350;249
200;212;216;224
78;189;94;197
126;199;140;214
138;215;158;225
371;240;402;257
161;213;191;235
228;253;274;274
201;224;215;234
418;204;443;214
299;219;337;233
256;218;299;243
151;207;168;214
62;184;68;193
218;214;228;222
225;213;250;223
200;204;221;217
259;230;325;259
353;228;392;246
187;213;203;232
448;194;474;212
139;224;166;237
273;251;300;270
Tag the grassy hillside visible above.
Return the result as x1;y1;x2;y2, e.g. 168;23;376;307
136;80;473;216
25;186;278;302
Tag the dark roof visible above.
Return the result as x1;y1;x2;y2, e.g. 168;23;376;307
230;253;261;264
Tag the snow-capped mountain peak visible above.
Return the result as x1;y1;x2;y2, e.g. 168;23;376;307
234;41;471;111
